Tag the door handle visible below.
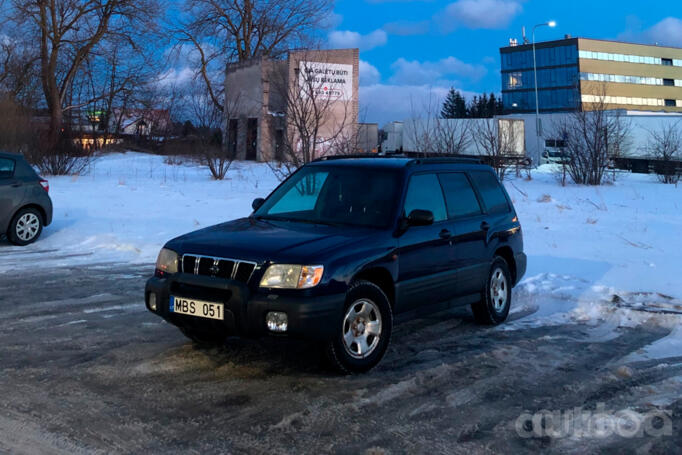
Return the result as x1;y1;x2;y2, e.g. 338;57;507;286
439;229;452;239
480;221;490;231
11;182;22;188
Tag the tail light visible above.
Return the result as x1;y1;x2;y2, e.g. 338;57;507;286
39;178;49;193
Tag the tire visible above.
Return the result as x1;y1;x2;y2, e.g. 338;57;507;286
179;326;227;347
471;257;512;325
7;207;43;246
326;280;393;374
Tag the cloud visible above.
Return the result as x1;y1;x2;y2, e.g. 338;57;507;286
320;12;343;29
360;84;476;125
383;20;430;36
366;0;434;2
389;56;487;85
359;60;381;86
438;0;523;32
328;29;388;51
156;66;195;88
618;16;682;47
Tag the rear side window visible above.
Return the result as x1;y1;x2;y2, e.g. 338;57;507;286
0;158;15;178
403;173;447;222
469;171;511;214
438;173;482;218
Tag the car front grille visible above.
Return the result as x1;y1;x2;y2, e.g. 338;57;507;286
181;254;257;284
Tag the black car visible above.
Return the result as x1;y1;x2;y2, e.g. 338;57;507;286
145;156;526;373
0;152;53;246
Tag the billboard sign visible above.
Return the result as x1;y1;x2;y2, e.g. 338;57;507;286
299;61;353;101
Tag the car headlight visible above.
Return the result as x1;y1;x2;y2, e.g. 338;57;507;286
259;264;324;289
155;248;179;275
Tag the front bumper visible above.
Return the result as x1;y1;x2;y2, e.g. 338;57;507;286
145;273;345;341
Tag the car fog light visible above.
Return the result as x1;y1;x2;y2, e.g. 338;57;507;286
266;312;288;332
148;293;157;311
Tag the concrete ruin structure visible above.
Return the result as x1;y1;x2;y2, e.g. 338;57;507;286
223;48;359;161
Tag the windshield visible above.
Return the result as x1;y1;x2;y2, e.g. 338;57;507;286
254;165;401;228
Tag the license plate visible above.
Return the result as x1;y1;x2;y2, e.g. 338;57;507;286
170;296;224;321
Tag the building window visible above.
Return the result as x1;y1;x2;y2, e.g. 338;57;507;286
579;72;682;87
507;72;523;89
581;94;666;107
579;50;682;67
664;99;676;107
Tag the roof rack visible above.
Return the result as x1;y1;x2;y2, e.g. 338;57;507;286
313;153;397;161
313;152;483;164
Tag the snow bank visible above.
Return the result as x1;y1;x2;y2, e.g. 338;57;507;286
0;152;280;270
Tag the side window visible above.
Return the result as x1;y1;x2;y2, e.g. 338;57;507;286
403;173;447;222
469;171;511;214
438;173;482;218
0;158;15;179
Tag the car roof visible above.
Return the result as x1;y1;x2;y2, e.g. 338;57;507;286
0;151;25;160
310;154;494;172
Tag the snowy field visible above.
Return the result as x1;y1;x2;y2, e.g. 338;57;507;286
2;151;681;306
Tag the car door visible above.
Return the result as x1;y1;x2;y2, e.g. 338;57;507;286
438;172;488;297
0;157;26;230
464;170;515;293
396;172;456;313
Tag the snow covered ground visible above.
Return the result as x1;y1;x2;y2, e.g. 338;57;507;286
1;151;681;357
0;152;281;269
3;151;679;293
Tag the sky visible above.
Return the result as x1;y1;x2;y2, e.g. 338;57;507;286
327;0;682;124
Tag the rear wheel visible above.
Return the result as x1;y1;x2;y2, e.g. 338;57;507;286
471;257;512;325
8;207;43;246
179;326;227;347
326;281;393;374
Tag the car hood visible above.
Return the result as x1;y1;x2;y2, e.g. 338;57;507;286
165;217;379;264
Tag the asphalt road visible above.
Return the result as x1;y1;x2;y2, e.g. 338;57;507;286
0;263;680;454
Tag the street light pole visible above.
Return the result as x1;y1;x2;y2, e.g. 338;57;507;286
532;20;556;162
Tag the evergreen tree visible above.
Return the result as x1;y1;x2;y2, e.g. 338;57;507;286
479;93;489;118
455;91;467;118
487;93;498;118
440;88;467;118
467;95;479;118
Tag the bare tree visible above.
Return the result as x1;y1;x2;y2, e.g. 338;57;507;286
472;118;520;180
553;84;630;185
189;80;237;179
403;92;472;156
645;122;681;184
6;0;162;173
268;56;355;180
0;35;41;107
175;0;334;111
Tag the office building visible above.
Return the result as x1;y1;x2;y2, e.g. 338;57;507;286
500;37;682;113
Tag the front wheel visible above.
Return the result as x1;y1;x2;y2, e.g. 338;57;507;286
471;257;512;325
326;281;393;374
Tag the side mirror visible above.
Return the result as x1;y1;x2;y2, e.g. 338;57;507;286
252;198;265;211
406;209;434;227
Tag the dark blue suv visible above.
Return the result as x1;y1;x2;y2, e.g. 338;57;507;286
145;156;526;373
